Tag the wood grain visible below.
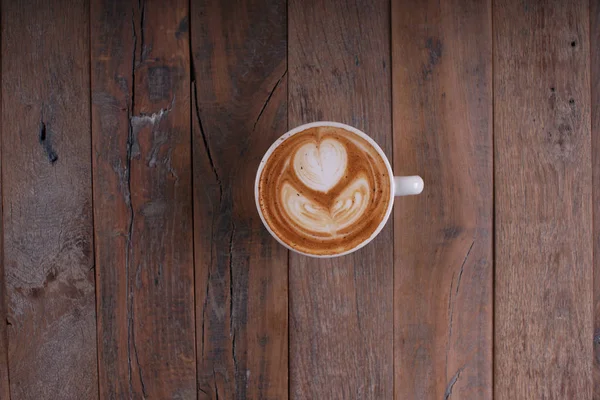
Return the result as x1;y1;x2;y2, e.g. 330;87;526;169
91;0;196;398
288;0;393;397
0;29;9;398
0;258;7;400
1;0;97;398
0;20;10;400
191;0;288;398
592;1;600;397
392;0;493;398
494;0;593;398
0;211;7;400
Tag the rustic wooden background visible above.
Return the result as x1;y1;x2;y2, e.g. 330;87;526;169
0;0;595;399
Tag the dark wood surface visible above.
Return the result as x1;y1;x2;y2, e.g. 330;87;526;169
90;1;132;396
2;0;98;399
288;0;393;398
594;1;600;397
0;21;7;398
0;34;7;397
191;0;288;398
495;0;593;398
0;0;596;399
91;0;197;398
392;0;493;398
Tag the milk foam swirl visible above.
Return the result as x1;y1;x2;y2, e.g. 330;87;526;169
293;138;348;193
258;126;391;256
281;175;370;235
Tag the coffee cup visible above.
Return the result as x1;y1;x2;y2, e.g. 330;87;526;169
255;121;423;258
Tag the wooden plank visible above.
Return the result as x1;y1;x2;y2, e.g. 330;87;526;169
287;0;393;397
0;256;7;400
190;0;288;398
91;0;196;398
391;0;493;398
1;0;97;398
495;0;593;398
592;1;600;397
0;23;9;399
0;215;8;400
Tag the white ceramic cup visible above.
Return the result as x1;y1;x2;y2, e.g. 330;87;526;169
255;121;423;258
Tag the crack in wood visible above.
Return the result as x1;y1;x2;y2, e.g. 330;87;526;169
125;4;147;397
232;329;238;395
252;69;287;132
443;367;464;400
192;81;223;203
135;0;148;67
445;272;455;378
213;369;220;400
456;240;474;295
130;304;147;398
190;45;220;368
444;239;476;379
201;264;211;358
126;8;137;397
229;221;238;383
199;190;216;362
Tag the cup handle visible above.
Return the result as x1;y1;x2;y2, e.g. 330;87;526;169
394;176;424;196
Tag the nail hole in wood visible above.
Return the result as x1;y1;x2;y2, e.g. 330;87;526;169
39;122;46;141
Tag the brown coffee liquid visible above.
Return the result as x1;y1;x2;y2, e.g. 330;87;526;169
258;126;391;256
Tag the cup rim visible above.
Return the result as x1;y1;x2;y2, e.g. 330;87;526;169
254;121;395;258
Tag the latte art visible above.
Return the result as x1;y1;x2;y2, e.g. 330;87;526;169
293;138;348;193
281;175;370;235
258;126;391;256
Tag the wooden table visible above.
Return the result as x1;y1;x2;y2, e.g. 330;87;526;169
0;0;595;398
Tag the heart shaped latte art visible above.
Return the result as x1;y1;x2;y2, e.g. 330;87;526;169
293;138;348;193
280;174;371;236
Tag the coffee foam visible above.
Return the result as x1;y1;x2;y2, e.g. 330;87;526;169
293;138;348;192
258;126;391;256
